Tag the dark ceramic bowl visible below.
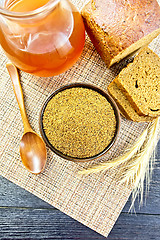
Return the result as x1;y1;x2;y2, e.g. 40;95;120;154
39;83;121;162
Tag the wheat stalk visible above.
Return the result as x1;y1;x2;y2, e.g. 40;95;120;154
79;117;160;209
79;127;148;175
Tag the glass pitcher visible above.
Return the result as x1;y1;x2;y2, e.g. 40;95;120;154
0;0;85;77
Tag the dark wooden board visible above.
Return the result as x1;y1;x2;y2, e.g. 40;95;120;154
0;141;159;239
0;208;160;240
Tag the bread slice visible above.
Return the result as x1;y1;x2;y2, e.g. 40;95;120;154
81;0;160;67
108;81;154;122
114;47;160;117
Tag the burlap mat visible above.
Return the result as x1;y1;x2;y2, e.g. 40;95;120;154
0;0;160;237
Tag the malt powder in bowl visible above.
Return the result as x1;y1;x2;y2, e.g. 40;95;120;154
40;83;120;162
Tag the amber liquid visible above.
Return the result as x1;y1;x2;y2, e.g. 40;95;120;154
0;0;85;77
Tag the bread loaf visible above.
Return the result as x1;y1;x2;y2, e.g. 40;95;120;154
108;81;154;122
81;0;160;67
114;47;160;117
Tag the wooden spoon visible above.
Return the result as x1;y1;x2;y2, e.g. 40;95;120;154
6;63;47;174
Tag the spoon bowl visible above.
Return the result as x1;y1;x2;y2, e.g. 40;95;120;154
20;132;47;174
6;63;47;174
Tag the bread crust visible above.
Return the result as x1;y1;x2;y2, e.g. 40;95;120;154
81;0;160;67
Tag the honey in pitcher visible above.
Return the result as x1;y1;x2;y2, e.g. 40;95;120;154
0;0;85;77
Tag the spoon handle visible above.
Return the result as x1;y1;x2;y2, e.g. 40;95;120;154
6;63;32;133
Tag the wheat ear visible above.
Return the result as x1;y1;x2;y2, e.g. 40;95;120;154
121;117;160;210
79;118;159;210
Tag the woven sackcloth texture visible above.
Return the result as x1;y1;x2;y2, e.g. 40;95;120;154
0;0;160;237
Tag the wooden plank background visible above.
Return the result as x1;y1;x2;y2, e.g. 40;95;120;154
0;141;159;239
